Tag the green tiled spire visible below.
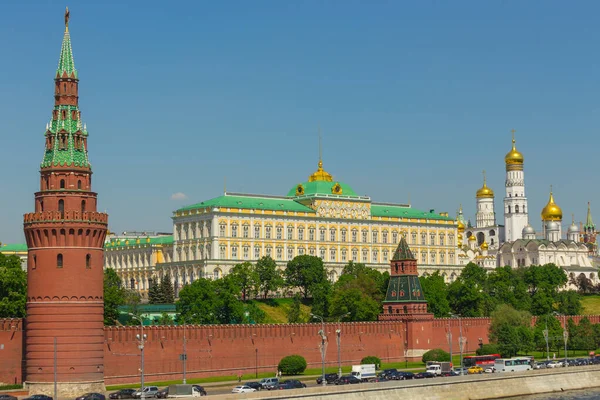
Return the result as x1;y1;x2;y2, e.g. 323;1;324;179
41;107;90;168
56;27;77;78
391;236;415;261
585;202;595;230
383;275;426;303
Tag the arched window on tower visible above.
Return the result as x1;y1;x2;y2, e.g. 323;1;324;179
40;201;44;212
77;180;82;189
58;199;64;218
81;200;86;214
60;179;65;189
86;254;91;269
57;254;63;268
32;255;36;270
508;205;511;213
515;205;520;213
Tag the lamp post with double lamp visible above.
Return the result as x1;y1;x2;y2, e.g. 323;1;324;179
544;314;551;361
450;314;464;375
128;313;147;400
182;313;197;384
311;313;327;386
335;312;351;378
554;312;568;366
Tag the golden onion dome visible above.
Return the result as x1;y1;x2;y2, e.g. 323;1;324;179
457;240;462;247
505;136;524;165
308;160;333;182
468;235;476;242
476;173;494;199
457;220;465;231
541;189;563;221
458;233;463;240
481;242;488;250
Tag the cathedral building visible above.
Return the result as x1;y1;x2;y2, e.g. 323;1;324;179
156;158;458;293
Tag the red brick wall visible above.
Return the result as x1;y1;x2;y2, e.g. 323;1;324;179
4;315;600;386
0;319;23;385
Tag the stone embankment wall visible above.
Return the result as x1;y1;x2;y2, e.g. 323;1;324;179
209;366;600;400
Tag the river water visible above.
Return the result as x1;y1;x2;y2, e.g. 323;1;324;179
503;388;600;399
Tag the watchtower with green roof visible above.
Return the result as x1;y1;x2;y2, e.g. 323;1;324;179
379;236;432;321
23;8;108;396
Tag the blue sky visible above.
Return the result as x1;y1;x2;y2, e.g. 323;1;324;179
1;0;599;243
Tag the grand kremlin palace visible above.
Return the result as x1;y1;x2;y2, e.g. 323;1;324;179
101;159;458;296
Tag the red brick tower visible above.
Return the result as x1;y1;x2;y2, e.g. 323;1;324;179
23;9;108;396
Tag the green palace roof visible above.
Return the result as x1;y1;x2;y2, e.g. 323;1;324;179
287;180;358;197
177;194;316;214
0;244;28;252
106;235;174;249
371;204;453;221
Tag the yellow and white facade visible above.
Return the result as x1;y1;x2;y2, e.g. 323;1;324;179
159;159;458;292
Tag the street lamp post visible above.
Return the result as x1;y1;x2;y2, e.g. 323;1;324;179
544;314;550;361
450;314;464;375
129;313;147;400
335;312;351;378
311;313;327;386
447;320;453;370
182;313;197;384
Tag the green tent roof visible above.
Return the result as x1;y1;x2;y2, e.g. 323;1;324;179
392;237;415;260
177;194;315;213
383;275;427;303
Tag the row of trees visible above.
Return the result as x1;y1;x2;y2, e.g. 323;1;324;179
420;263;582;318
487;304;600;358
148;274;175;304
177;255;390;324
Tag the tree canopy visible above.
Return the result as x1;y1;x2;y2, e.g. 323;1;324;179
0;254;27;318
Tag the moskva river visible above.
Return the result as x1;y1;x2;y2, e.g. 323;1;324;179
503;389;600;399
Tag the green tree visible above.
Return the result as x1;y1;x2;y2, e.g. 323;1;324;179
284;255;327;299
255;256;284;299
103;268;125;325
0;253;27;318
154;312;174;325
361;356;382;369
489;304;533;357
522;264;568;316
556;290;582;315
148;276;163;304
422;348;450;363
486;266;531;312
419;271;450;318
161;274;175;303
329;262;384;321
571;317;595;351
447;263;492;317
176;276;245;324
476;343;500;356
278;355;307;375
229;261;259;301
310;281;332;319
533;314;564;356
287;293;302;323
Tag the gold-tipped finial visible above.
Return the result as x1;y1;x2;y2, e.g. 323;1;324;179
308;127;333;182
65;7;70;31
476;169;494;198
505;128;524;166
224;176;227;194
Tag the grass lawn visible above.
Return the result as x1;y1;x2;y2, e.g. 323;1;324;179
581;295;600;315
251;298;312;323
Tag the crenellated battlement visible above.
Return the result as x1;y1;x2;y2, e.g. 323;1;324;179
23;210;108;224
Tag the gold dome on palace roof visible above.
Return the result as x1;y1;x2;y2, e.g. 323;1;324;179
308;160;333;182
468;235;476;242
541;189;563;221
481;242;488;250
476;172;494;198
505;134;524;166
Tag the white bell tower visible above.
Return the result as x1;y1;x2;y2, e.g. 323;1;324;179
503;130;529;242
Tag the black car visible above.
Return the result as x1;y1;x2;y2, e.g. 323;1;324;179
335;375;361;385
75;393;105;400
109;389;137;400
380;368;398;379
0;395;18;400
390;371;415;380
155;388;168;399
191;385;207;396
244;382;263;391
414;372;436;379
24;396;53;400
279;380;306;389
316;373;339;385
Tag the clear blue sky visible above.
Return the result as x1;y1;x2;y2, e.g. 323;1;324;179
1;0;599;243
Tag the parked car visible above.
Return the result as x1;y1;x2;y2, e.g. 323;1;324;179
532;362;546;369
132;386;159;398
380;368;398;379
335;375;361;385
0;395;18;400
316;373;339;385
414;372;436;379
24;396;53;400
232;385;256;394
109;389;137;400
484;367;495;373
441;370;460;377
191;385;207;396
278;380;306;389
155;388;168;399
258;377;279;390
76;393;105;400
244;382;262;391
395;371;416;380
468;366;484;374
546;361;561;368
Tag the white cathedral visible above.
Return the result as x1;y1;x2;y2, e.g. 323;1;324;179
458;133;597;284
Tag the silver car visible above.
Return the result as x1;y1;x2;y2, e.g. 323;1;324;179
132;387;159;398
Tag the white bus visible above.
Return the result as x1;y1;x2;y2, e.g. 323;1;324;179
494;357;533;373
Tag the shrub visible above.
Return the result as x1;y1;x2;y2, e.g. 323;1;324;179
476;343;500;356
278;355;307;375
360;356;382;369
422;348;450;364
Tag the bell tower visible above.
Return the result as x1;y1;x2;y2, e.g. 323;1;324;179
23;8;108;396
